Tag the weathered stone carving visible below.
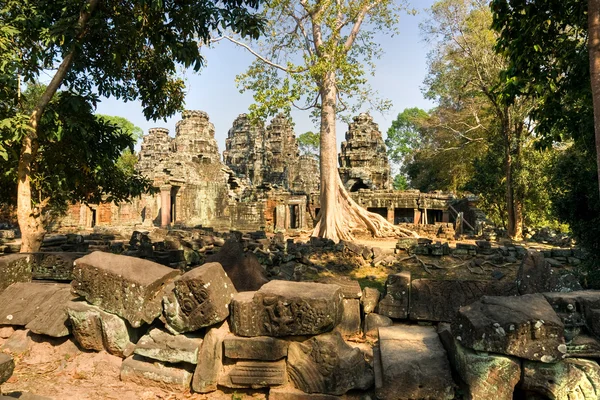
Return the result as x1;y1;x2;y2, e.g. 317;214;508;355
223;334;289;361
223;114;266;186
219;360;287;389
192;321;229;393
452;294;566;362
287;332;373;395
521;358;600;399
361;287;380;314
338;113;391;191
121;354;194;391
0;254;31;293
378;271;410;319
230;281;344;337
134;327;203;364
162;262;236;333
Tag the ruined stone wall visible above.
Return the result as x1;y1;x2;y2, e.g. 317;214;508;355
223;114;266;186
289;155;320;194
339;113;391;191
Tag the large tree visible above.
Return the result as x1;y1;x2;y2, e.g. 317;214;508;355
226;0;416;242
0;0;263;252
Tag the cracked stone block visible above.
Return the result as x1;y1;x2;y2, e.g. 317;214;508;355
25;285;77;337
223;334;288;361
287;331;373;396
378;271;410;319
162;262;236;333
191;321;229;393
0;254;31;293
134;327;203;364
334;299;361;338
452;294;565;362
439;323;520;400
230;281;343;337
376;325;455;400
364;313;393;338
218;359;286;389
121;355;193;391
71;251;180;327
67;301;139;358
361;287;380;314
521;358;600;399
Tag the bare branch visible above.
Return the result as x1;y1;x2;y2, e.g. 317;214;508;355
343;0;384;52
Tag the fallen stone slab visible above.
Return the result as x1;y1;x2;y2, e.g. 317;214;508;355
518;251;582;295
191;321;229;393
316;276;362;299
206;233;268;292
438;323;520;400
27;252;84;281
230;280;343;337
287;331;373;396
361;286;380;314
364;313;393;338
134;327;203;364
521;358;600;399
162;262;236;333
0;282;72;337
410;279;518;322
376;325;455;400
71;251;180;327
452;294;565;362
25;285;77;337
223;334;288;361
378;271;410;319
67;301;139;358
121;354;194;391
218;359;286;389
334;298;361;338
0;254;31;293
0;353;14;384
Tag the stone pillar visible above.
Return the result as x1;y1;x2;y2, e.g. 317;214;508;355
387;207;394;224
442;210;450;223
413;209;422;225
160;185;172;227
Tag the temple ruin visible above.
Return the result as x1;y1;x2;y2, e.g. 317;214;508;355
57;110;480;235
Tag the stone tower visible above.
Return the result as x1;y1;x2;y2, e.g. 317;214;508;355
263;113;300;188
223;114;266;186
338;113;391;191
173;110;221;165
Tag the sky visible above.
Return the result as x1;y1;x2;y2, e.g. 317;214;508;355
95;0;437;152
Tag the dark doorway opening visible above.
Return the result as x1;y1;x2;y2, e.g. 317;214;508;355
349;179;370;192
367;207;387;219
426;209;443;224
90;209;97;228
394;208;414;224
289;204;299;229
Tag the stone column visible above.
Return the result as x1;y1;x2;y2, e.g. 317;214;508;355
160;185;172;227
387;207;394;224
413;209;422;225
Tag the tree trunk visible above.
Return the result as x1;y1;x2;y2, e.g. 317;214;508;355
589;0;600;198
504;123;522;241
311;72;417;242
17;0;99;252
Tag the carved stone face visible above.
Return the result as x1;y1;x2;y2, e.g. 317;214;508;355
174;279;211;323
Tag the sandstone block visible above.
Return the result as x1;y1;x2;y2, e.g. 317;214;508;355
25;285;76;337
364;313;393;338
521;358;600;399
518;251;582;294
0;254;31;293
376;325;455;400
334;299;361;338
223;334;288;361
230;281;343;337
134;327;202;364
121;355;193;391
438;323;520;400
543;291;600;339
378;271;410;319
410;279;517;322
71;251;180;327
361;286;380;314
316;276;362;299
191;321;229;393
27;252;83;281
67;301;138;358
218;359;286;389
452;294;565;362
567;335;600;358
162;262;236;333
0;353;14;385
287;332;373;396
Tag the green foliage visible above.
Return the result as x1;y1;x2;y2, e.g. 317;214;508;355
385;107;428;167
97;115;144;144
392;174;408;190
235;0;406;124
297;131;320;158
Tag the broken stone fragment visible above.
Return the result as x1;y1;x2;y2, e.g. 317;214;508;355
376;325;455;400
378;271;410;319
27;252;83;281
67;300;139;358
134;327;203;364
316;276;362;299
452;294;565;362
218;359;286;389
287;331;373;396
361;286;380;314
229;280;343;337
521;358;600;399
223;334;288;361
518;251;582;294
334;299;361;338
0;254;31;293
121;354;194;391
364;313;393;338
0;282;73;337
162;262;236;333
191;320;230;393
71;251;180;327
0;353;15;384
438;323;520;400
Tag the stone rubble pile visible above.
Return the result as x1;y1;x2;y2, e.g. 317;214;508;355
0;238;600;399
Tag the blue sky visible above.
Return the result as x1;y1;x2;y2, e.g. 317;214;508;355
95;0;437;152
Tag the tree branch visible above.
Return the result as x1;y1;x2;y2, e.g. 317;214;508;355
344;0;383;52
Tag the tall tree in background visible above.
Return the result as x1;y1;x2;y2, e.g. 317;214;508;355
297;131;320;159
421;0;533;239
589;0;600;199
229;0;417;242
0;0;263;252
98;115;144;176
